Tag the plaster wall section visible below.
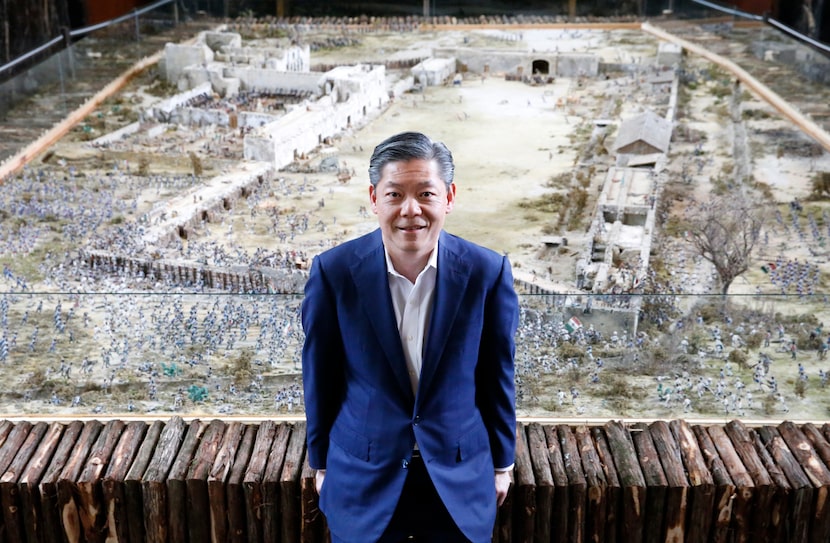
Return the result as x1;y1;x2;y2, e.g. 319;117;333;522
556;54;600;77
434;47;525;74
143;82;213;123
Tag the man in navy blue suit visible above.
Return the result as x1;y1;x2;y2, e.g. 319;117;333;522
302;131;519;543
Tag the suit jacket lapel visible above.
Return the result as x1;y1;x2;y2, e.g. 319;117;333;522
350;230;415;404
419;233;470;402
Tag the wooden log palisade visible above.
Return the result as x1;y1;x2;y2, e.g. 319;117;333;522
0;418;829;541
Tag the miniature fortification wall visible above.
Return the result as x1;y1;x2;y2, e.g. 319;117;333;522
435;47;600;77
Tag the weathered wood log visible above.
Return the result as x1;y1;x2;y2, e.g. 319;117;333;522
575;425;606;543
0;421;14;449
558;424;586;543
300;453;325;543
74;419;126;542
56;420;103;543
167;419;207;543
756;425;813;543
101;421;148;543
749;426;790;543
526;423;553;543
142;416;187;543
228;424;257;543
604;420;646;543
631;422;667;543
709;424;755;542
691;424;734;543
18;421;66;543
802;423;830;471
187;419;226;543
778;421;830;543
649;421;689;543
556;424;588;541
591;426;620;543
208;421;246;543
262;423;292;542
38;420;88;543
244;419;279;543
512;423;536;543
543;425;569;541
669;420;714;543
1;421;48;543
724;419;779;543
124;420;164;543
281;422;307;543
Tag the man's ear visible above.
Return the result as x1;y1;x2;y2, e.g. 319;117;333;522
445;183;457;213
369;184;378;214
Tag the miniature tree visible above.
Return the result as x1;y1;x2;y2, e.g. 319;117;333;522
684;189;764;295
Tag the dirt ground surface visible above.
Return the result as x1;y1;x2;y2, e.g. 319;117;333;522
1;19;830;422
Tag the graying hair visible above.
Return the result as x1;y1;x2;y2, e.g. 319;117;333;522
367;131;454;188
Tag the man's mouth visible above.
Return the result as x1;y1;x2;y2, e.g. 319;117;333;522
397;225;426;232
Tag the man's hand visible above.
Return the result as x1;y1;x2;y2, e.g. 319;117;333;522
315;469;326;494
495;470;511;507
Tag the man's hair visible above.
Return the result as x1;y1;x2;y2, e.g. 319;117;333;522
368;131;454;188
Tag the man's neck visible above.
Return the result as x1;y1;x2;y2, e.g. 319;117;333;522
389;252;430;284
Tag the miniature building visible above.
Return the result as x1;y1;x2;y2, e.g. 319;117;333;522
411;57;457;86
613;109;672;155
657;42;683;66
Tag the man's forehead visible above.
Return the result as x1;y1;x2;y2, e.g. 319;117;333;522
379;160;444;185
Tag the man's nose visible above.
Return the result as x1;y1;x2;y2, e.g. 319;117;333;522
400;197;421;216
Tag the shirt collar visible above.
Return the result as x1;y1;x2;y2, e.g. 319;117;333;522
384;242;439;279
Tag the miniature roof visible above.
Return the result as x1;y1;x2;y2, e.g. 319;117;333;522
613;109;672;155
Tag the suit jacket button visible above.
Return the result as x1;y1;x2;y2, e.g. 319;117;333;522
401;459;409;469
413;416;421;425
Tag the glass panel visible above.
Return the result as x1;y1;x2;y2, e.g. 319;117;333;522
0;292;824;419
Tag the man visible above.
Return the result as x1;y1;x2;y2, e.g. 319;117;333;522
302;131;519;543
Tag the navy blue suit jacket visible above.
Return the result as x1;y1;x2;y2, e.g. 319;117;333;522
301;229;519;543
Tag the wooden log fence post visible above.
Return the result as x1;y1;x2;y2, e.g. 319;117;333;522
102;420;148;543
125;420;164;543
669;420;714;543
142;416;187;543
525;423;553;543
604;421;646;543
512;423;536;543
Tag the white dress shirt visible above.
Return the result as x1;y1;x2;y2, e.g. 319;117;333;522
385;245;438;395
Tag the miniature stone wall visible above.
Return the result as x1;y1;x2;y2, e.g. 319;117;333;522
222;67;324;94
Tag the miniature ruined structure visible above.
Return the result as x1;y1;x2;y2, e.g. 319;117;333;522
163;30;311;95
243;63;389;166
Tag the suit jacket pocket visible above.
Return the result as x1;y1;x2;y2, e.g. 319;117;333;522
455;421;489;463
330;423;371;462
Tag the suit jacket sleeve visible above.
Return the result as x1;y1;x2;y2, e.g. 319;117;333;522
477;255;519;470
301;254;345;470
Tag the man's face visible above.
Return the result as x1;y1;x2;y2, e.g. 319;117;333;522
369;158;455;263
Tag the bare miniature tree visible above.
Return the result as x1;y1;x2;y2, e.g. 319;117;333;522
684;189;764;295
